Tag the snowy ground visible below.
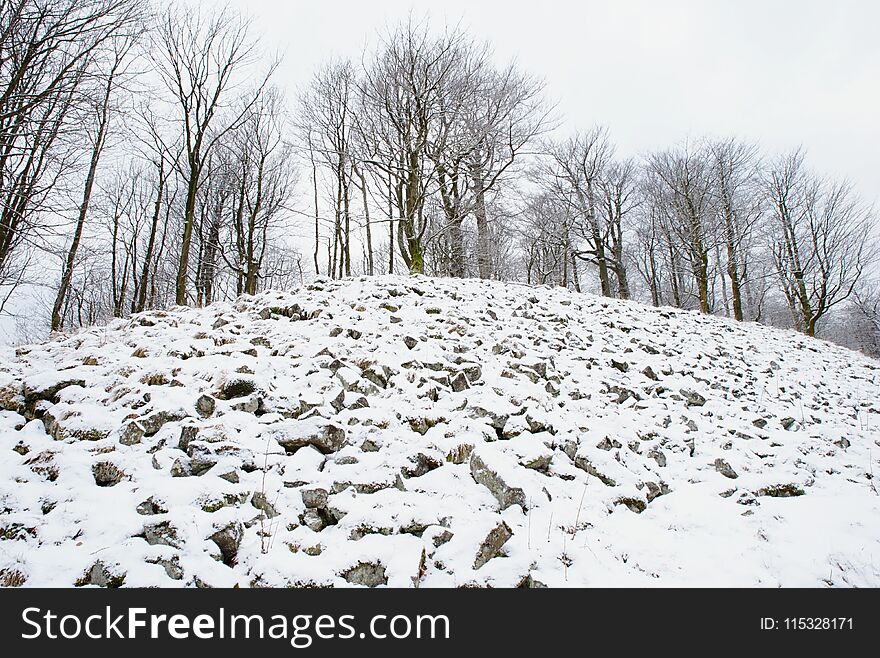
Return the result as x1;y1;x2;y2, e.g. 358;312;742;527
1;275;879;588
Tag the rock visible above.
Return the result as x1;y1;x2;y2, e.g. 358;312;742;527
119;421;145;446
647;448;667;468
473;521;513;570
642;366;659;381
714;458;739;479
834;438;851;449
139;408;188;436
301;488;329;509
401;453;442;479
756;484;804;498
432;529;454;547
644;481;670;502
302;509;326;532
136;497;167;515
277;424;347;455
75;561;125;588
780;417;797;431
361;439;380;453
446;444;473;464
170;458;191;477
610;359;629;373
196;395;216;417
450;372;470;392
403;336;418;350
231;396;261;414
143;521;180;548
251;492;279;518
220;378;256;400
573;456;616;486
470;453;527;510
517;574;548;588
218;471;240;484
209;523;243;566
752;418;768;429
23;378;85;404
342;562;388;587
92;461;125;487
680;389;706;407
617;497;647;513
147;556;183;581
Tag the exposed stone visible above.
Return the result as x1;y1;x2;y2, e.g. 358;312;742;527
92;461;125;487
136;497;167;515
610;359;629;373
196;395;216;417
450;372;470;392
23;378;85;404
277;424;347;455
209;522;244;566
75;561;125;588
251;492;279;518
470;453;527;510
342;562;388;587
642;366;659;381
143;521;180;548
756;484;805;498
220;378;256;400
301;488;329;509
473;521;513;570
714;458;739;479
680;389;706;407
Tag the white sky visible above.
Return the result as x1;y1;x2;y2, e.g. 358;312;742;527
226;0;879;205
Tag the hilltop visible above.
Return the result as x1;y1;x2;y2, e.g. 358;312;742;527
1;276;879;587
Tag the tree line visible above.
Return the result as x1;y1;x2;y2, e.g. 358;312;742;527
1;1;878;352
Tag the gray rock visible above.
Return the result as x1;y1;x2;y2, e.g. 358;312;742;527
196;395;216;417
642;366;659;381
301;488;329;509
209;522;244;566
139;409;188;437
143;521;180;548
220;378;256;400
573;456;617;486
278;424;347;455
136;497;167;515
251;492;279;518
680;389;706;407
714;458;739;479
23;378;85;404
474;521;513;570
170;458;191;477
301;509;326;532
470;453;527;510
119;421;145;446
92;461;125;487
342;562;388;587
647;448;667;468
76;561;125;588
450;372;470;392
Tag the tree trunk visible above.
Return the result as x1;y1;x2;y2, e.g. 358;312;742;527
176;164;199;306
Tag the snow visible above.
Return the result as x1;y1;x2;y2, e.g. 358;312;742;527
0;275;879;588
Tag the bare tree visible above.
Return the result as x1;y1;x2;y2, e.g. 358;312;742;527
153;3;275;306
767;149;875;336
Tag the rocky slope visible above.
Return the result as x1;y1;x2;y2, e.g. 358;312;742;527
1;275;879;588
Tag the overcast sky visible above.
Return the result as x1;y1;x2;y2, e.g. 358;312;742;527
223;0;879;205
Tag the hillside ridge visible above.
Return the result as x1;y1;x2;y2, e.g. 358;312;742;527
1;275;879;587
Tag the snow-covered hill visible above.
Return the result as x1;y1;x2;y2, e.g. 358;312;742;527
1;276;879;588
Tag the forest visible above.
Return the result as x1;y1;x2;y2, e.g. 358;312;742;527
1;0;878;353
